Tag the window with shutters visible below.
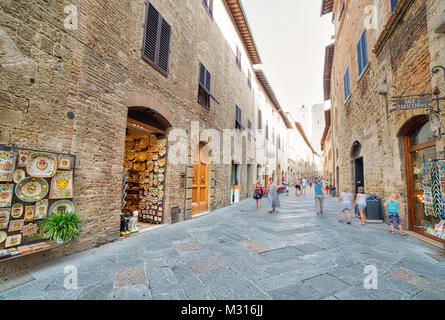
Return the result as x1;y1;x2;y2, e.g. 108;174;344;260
266;121;269;140
198;63;212;109
339;0;345;20
202;0;214;18
235;105;243;131
277;133;280;149
356;30;368;77
344;67;350;101
247;70;251;88
236;46;242;70
142;2;172;77
272;128;275;146
247;120;252;141
389;0;399;13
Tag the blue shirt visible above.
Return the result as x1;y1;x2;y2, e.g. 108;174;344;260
315;184;323;195
386;200;399;213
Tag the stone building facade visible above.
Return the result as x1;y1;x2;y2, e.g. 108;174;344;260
322;0;445;247
0;0;303;273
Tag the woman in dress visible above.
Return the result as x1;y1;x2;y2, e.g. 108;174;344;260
267;178;280;214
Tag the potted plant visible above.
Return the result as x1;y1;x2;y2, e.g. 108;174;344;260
38;212;82;244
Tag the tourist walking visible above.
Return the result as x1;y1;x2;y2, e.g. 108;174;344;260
267;178;280;214
354;186;367;225
315;179;325;215
339;187;353;224
384;194;407;235
295;179;301;196
301;177;308;195
253;181;264;209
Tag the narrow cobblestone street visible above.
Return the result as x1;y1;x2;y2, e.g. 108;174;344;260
1;189;444;300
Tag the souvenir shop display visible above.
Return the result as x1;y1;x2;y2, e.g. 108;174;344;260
422;161;445;219
0;146;76;252
122;133;167;227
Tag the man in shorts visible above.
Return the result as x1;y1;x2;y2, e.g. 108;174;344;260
301;178;308;195
314;179;325;215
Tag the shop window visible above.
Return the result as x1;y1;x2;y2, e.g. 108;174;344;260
390;0;399;14
344;67;350;101
409;121;434;147
198;63;212;109
357;30;368;77
202;0;213;18
235;105;243;130
142;2;172;77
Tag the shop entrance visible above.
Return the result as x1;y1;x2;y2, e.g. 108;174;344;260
403;117;443;243
351;141;364;193
192;143;209;215
122;107;170;234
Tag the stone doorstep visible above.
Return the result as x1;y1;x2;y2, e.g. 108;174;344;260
191;211;211;219
405;231;445;250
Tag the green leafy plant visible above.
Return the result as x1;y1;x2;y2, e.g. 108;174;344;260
38;212;82;243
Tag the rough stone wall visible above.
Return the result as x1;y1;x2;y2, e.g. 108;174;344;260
0;0;258;274
331;0;440;227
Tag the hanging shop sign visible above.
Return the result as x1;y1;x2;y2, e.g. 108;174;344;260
0;145;76;261
390;96;433;112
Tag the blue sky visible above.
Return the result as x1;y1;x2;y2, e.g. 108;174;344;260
240;0;333;114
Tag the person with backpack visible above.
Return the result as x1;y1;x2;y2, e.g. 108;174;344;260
253;181;264;209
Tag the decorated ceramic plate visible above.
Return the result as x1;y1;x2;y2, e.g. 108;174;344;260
0;231;6;243
22;223;39;237
158;174;164;183
8;219;24;232
13;169;26;184
18;151;30;168
34;199;48;220
11;203;23;218
5;234;21;248
57;156;73;170
49;171;73;199
125;137;134;150
15;177;49;202
158;158;166;167
140;136;150;149
26;153;57;178
149;134;157;147
0;208;10;229
0;151;17;182
159;148;167;157
49;200;75;215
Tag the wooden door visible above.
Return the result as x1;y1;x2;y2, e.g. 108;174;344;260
192;143;209;214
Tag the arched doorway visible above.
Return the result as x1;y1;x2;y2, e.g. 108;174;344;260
123;107;172;230
192;143;209;214
351;141;364;193
402;116;441;240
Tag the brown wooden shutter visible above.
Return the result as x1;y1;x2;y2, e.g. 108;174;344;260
157;17;171;76
142;3;160;66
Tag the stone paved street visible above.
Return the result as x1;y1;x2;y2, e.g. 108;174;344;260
1;189;445;300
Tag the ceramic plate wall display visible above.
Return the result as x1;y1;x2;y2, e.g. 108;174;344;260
49;171;73;199
18;151;29;168
22;223;39;237
157;137;167;148
15;177;49;202
8;219;24;232
11;204;24;219
0;184;14;208
13;169;26;184
24;206;34;222
0;208;10;229
58;156;73;170
5;234;21;248
26;153;57;178
0;151;17;182
0;231;6;243
49;200;75;215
